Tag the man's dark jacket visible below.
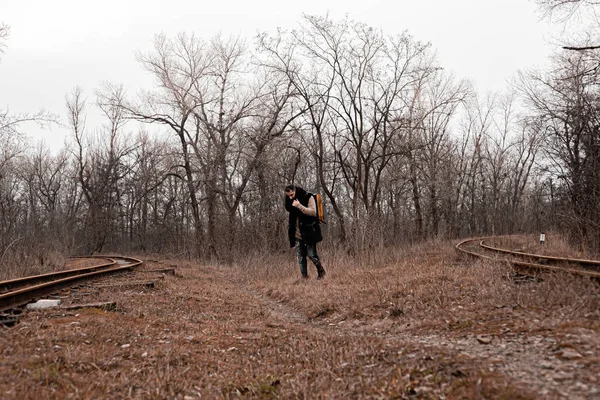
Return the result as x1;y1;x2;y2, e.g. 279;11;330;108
285;187;322;247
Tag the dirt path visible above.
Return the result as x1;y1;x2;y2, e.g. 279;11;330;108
249;280;599;400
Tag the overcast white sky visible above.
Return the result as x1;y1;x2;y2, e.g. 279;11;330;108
1;0;559;149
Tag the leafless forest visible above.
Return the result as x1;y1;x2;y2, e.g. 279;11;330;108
1;1;599;270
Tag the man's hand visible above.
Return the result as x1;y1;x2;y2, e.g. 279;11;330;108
292;199;301;208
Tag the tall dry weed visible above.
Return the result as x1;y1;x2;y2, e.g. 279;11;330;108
0;248;67;281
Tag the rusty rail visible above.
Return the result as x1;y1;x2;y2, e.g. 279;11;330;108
0;259;116;293
0;256;143;313
479;240;600;268
456;236;600;280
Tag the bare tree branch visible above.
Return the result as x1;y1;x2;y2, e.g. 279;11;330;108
562;45;600;50
0;23;9;58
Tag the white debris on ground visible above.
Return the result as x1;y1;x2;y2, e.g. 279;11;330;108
25;299;61;309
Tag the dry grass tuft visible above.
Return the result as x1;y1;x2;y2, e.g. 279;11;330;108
0;249;67;280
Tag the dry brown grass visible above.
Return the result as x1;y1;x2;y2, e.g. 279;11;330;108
0;250;67;281
488;232;598;259
0;238;598;399
245;240;599;330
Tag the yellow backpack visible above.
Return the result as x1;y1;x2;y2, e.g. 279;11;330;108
313;193;325;224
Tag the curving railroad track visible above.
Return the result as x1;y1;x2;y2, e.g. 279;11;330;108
0;255;143;314
456;236;600;280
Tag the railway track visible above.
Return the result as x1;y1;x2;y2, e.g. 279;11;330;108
0;255;143;313
456;236;600;280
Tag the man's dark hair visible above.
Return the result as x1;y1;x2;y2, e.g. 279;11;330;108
284;184;296;192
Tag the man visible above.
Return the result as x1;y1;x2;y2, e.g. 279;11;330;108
284;185;326;280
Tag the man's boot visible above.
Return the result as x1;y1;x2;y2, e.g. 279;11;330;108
316;265;326;280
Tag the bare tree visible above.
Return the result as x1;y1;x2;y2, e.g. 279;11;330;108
411;71;471;238
519;50;600;248
111;33;302;260
29;145;72;233
186;35;271;259
117;33;214;257
118;132;174;252
260;15;436;251
258;21;348;240
66;86;134;253
455;94;496;236
536;0;600;50
536;0;600;19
